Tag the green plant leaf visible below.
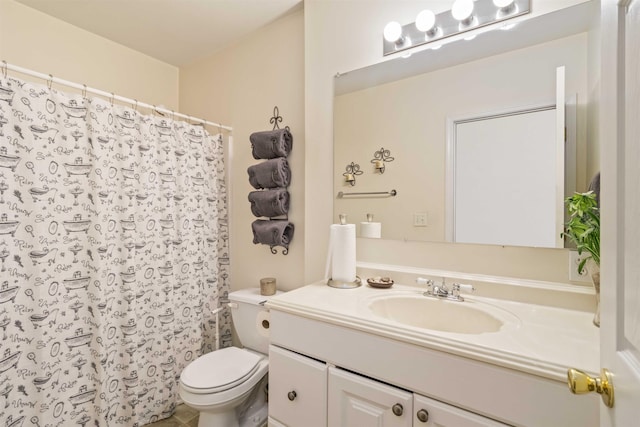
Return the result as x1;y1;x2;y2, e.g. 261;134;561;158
563;191;600;269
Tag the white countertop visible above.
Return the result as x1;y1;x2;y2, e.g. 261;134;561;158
266;280;600;382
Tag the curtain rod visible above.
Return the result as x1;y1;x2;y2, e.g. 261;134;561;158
1;60;233;132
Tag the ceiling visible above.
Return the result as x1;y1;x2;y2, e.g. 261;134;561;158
15;0;303;66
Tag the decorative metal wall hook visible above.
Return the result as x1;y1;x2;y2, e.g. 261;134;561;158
270;106;283;130
371;147;395;173
270;245;289;255
343;162;364;186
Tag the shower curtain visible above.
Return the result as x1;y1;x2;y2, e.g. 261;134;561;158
0;75;230;426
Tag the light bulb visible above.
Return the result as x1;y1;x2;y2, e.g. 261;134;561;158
451;0;474;21
415;10;436;32
493;0;515;7
383;21;403;43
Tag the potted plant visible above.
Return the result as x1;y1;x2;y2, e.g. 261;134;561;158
562;191;600;326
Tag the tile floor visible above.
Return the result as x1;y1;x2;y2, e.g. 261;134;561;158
146;404;199;427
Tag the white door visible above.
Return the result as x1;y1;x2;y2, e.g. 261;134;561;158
600;0;640;425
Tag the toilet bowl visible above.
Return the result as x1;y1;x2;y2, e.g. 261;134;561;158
180;347;269;427
179;288;280;427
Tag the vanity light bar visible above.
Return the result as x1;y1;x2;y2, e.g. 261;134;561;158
382;0;530;56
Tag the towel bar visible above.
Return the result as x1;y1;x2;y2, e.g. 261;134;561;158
337;189;397;198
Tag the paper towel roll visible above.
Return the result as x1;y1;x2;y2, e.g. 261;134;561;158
330;223;356;282
360;222;382;239
256;311;271;338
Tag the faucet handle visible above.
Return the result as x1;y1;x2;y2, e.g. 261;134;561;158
452;283;475;296
416;277;434;287
416;277;435;296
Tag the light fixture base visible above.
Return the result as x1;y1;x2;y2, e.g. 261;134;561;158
383;0;530;56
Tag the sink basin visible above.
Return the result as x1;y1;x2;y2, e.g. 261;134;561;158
367;294;518;334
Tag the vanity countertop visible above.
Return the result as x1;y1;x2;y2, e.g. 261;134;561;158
266;281;600;382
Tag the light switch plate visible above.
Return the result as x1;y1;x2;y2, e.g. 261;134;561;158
413;212;428;227
568;250;591;282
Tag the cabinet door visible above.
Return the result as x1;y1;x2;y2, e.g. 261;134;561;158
268;345;327;427
413;394;509;427
328;366;412;427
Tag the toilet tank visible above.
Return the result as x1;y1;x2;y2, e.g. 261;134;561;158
229;288;282;354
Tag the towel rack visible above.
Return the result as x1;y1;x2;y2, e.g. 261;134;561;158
337;189;397;198
248;106;293;255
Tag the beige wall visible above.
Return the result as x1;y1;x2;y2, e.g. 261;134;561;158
179;11;305;292
306;0;592;285
334;34;588;244
0;0;178;108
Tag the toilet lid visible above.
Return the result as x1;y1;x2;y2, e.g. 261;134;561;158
180;347;263;393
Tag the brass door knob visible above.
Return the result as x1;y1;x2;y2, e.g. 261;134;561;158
567;368;614;408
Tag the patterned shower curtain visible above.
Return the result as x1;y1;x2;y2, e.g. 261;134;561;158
0;75;230;426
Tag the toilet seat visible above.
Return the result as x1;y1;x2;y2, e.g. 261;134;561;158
180;347;264;394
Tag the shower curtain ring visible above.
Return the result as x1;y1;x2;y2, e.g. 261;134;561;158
171;110;175;121
47;74;53;90
110;93;115;106
133;99;138;112
82;84;87;98
1;61;7;79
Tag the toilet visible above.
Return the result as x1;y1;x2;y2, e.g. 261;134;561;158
179;288;280;427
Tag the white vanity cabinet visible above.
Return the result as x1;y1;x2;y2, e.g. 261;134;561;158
269;344;510;427
267;305;598;427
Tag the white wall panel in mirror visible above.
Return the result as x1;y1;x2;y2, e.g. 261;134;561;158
450;107;560;247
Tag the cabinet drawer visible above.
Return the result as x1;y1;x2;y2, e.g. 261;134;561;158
269;345;327;427
413;394;508;427
328;366;413;427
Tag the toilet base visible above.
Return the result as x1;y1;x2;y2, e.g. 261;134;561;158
196;375;268;427
198;410;238;427
197;399;267;427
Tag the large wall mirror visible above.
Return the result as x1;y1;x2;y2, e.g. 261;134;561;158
333;1;598;248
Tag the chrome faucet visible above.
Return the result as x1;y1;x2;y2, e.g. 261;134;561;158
416;277;475;302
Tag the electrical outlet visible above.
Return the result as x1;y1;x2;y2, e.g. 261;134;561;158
568;251;591;282
413;212;428;227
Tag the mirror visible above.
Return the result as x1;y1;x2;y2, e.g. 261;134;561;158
333;2;598;247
